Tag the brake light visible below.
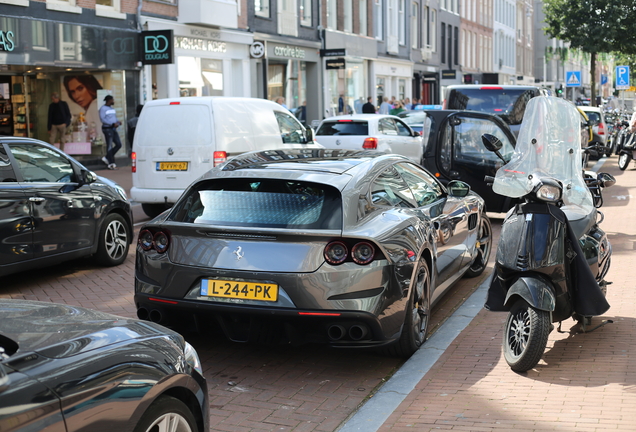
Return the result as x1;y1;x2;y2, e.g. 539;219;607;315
442;99;447;109
324;240;379;265
363;137;378;149
338;119;353;122
480;86;503;90
213;151;227;166
324;241;348;265
351;242;375;265
598;122;605;135
169;102;180;105
153;232;170;253
138;229;171;253
131;152;136;173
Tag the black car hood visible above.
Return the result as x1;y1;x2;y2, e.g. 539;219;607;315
0;300;176;359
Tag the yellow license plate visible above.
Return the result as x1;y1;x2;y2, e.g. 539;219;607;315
200;279;278;302
156;162;188;171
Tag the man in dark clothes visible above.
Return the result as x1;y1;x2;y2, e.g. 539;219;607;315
48;92;71;145
362;97;376;113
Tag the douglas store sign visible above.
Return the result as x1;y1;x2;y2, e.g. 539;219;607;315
141;30;174;65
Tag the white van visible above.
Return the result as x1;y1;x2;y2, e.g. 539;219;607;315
131;97;322;218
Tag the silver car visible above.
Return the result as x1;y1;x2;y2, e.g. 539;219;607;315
134;149;491;357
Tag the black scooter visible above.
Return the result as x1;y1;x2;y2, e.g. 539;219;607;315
482;133;615;372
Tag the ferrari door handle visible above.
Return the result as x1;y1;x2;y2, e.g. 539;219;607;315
29;197;45;204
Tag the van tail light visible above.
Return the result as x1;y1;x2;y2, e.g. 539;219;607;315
138;229;171;253
442;99;447;109
213;151;227;166
598;122;605;135
324;240;381;265
169;102;181;105
363;137;378;149
131;152;136;173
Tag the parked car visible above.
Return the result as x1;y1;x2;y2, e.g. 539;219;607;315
131;97;322;218
420;109;517;213
443;84;543;136
134;149;491;357
579;106;610;157
0;299;208;432
0;138;133;277
315;114;424;164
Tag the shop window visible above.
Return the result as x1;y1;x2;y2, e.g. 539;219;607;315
202;60;223;97
95;0;125;19
255;0;270;17
300;0;312;26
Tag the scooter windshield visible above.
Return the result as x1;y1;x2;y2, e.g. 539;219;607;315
493;96;593;218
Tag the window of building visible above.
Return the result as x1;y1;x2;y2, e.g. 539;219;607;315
360;0;368;35
447;25;452;67
454;26;458;66
278;0;298;36
411;2;418;49
95;0;125;18
399;0;405;45
300;0;312;26
255;0;270;17
441;23;445;64
423;6;429;47
46;0;82;13
375;0;383;39
327;0;337;29
344;0;353;32
430;9;436;51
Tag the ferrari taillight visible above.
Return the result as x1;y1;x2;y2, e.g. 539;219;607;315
138;229;171;253
324;240;379;265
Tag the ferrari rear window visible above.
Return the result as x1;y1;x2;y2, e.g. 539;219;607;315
317;121;369;136
169;178;342;229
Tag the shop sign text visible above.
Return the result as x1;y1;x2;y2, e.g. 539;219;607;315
273;45;305;59
141;30;174;65
176;37;227;53
0;31;15;52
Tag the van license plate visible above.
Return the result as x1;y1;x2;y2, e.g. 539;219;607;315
200;279;278;302
156;162;188;171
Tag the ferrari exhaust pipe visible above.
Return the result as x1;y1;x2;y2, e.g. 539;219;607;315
137;307;149;321
349;325;369;341
149;309;163;323
327;325;346;341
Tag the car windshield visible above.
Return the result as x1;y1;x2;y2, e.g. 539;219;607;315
397;111;427;126
169;178;343;229
447;88;536;125
493;96;593;218
583;111;601;124
317;121;369;136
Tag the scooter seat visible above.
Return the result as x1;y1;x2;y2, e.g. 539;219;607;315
562;208;596;239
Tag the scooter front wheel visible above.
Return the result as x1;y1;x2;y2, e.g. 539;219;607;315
503;299;551;372
618;153;631;171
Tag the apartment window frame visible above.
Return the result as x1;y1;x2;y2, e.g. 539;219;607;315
327;0;337;29
360;0;368;36
411;2;418;49
344;0;353;33
375;0;384;40
399;0;406;45
256;0;271;17
300;0;312;26
441;23;445;64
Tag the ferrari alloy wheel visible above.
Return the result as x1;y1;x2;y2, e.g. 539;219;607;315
389;258;431;358
503;299;551;372
464;214;492;278
95;214;130;266
618;153;631;171
134;396;197;432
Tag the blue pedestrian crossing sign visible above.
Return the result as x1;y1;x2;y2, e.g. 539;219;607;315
566;71;581;87
616;66;630;90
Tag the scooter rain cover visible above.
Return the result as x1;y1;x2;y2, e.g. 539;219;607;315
492;96;594;220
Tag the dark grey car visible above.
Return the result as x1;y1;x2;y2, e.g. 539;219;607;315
134;149;491;357
0;138;133;277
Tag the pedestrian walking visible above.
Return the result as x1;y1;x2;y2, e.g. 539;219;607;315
99;95;122;170
48;92;71;146
379;97;392;114
362;97;376;113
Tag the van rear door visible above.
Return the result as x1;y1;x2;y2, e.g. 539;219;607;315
134;102;214;193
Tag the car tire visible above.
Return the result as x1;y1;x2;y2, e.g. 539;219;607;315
502;299;551;372
142;203;171;219
134;395;198;432
386;258;430;358
464;214;492;278
94;213;130;266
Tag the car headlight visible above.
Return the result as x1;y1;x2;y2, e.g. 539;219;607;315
115;185;128;201
184;342;203;375
535;184;561;202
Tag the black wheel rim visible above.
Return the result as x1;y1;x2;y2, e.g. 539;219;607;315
506;307;530;358
471;218;492;271
412;263;430;344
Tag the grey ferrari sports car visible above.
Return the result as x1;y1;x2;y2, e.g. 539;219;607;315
134;149;491;356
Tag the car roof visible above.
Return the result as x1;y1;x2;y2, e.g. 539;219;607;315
579;106;602;112
446;84;539;90
320;114;395;122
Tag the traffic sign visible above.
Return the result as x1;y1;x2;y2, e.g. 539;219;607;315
616;65;630;90
566;71;581;87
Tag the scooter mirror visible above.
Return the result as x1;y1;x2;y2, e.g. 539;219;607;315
598;172;616;188
481;133;503;152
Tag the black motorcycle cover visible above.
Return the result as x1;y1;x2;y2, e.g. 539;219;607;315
485;203;610;316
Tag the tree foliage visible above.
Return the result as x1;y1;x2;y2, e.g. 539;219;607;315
543;0;636;55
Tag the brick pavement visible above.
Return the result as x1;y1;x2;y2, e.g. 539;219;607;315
378;156;636;432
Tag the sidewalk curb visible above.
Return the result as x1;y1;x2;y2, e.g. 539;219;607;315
338;274;493;432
